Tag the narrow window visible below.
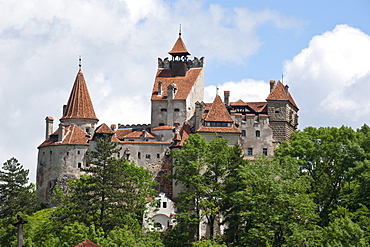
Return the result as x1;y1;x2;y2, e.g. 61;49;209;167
138;152;141;159
77;150;80;155
256;130;260;137
50;151;52;155
248;148;253;156
241;130;246;137
78;163;81;168
157;153;160;158
163;202;167;208
66;152;69;156
263;148;268;156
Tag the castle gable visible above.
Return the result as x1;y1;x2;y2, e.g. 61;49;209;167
151;68;202;101
205;95;233;122
38;124;90;148
266;81;298;109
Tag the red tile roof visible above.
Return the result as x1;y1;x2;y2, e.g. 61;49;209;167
151;68;202;101
74;240;100;247
38;124;90;148
170;121;192;148
95;123;114;134
245;102;268;113
115;128;135;140
168;35;190;56
266;81;298;109
60;70;98;121
124;130;155;139
152;126;174;130
197;124;241;134
205;95;233;122
230;99;247;106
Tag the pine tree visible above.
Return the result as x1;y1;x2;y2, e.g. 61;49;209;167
55;134;156;232
0;157;37;221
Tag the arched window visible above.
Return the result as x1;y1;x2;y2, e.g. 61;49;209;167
255;130;260;137
241;130;246;137
138;152;141;159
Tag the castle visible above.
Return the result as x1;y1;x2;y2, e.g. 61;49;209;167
37;31;298;231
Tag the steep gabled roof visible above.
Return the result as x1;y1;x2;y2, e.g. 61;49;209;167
151;68;202;100
95;123;114;134
60;70;98;121
168;35;190;56
38;124;90;148
205;95;233;122
266;81;298;109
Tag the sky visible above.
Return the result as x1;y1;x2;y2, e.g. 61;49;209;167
0;0;369;183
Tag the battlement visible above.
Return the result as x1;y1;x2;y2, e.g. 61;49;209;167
117;123;151;129
158;57;205;69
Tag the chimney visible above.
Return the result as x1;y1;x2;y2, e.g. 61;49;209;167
45;116;54;139
62;104;67;116
141;129;147;140
269;80;276;92
58;123;65;142
110;124;116;131
195;101;204;131
224;91;230;106
284;85;289;93
167;85;173;100
158;81;162;96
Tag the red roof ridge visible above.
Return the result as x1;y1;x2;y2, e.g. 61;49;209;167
266;81;298;109
60;70;98;121
205;95;233;122
95;123;114;134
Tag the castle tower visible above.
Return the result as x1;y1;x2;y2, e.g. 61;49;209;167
151;30;204;129
60;66;98;135
37;65;98;204
266;80;299;142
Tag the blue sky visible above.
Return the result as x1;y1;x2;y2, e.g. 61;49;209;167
0;0;369;182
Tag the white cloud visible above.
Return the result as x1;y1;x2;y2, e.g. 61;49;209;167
205;79;269;103
0;0;304;182
283;24;370;128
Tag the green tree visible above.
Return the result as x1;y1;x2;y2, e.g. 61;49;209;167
222;156;318;246
54;134;156;233
275;126;364;226
171;134;231;241
0;157;37;220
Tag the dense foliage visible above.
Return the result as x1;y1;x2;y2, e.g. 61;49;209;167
3;125;370;246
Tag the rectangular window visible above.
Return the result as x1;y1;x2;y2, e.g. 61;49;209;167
157;153;160;158
247;148;253;156
263;148;268;156
78;163;82;168
163;202;167;208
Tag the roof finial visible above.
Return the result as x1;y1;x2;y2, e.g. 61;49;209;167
216;86;219;96
79;55;82;71
179;24;181;37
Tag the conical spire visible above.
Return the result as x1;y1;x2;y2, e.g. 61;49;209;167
168;28;190;57
60;69;98;121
